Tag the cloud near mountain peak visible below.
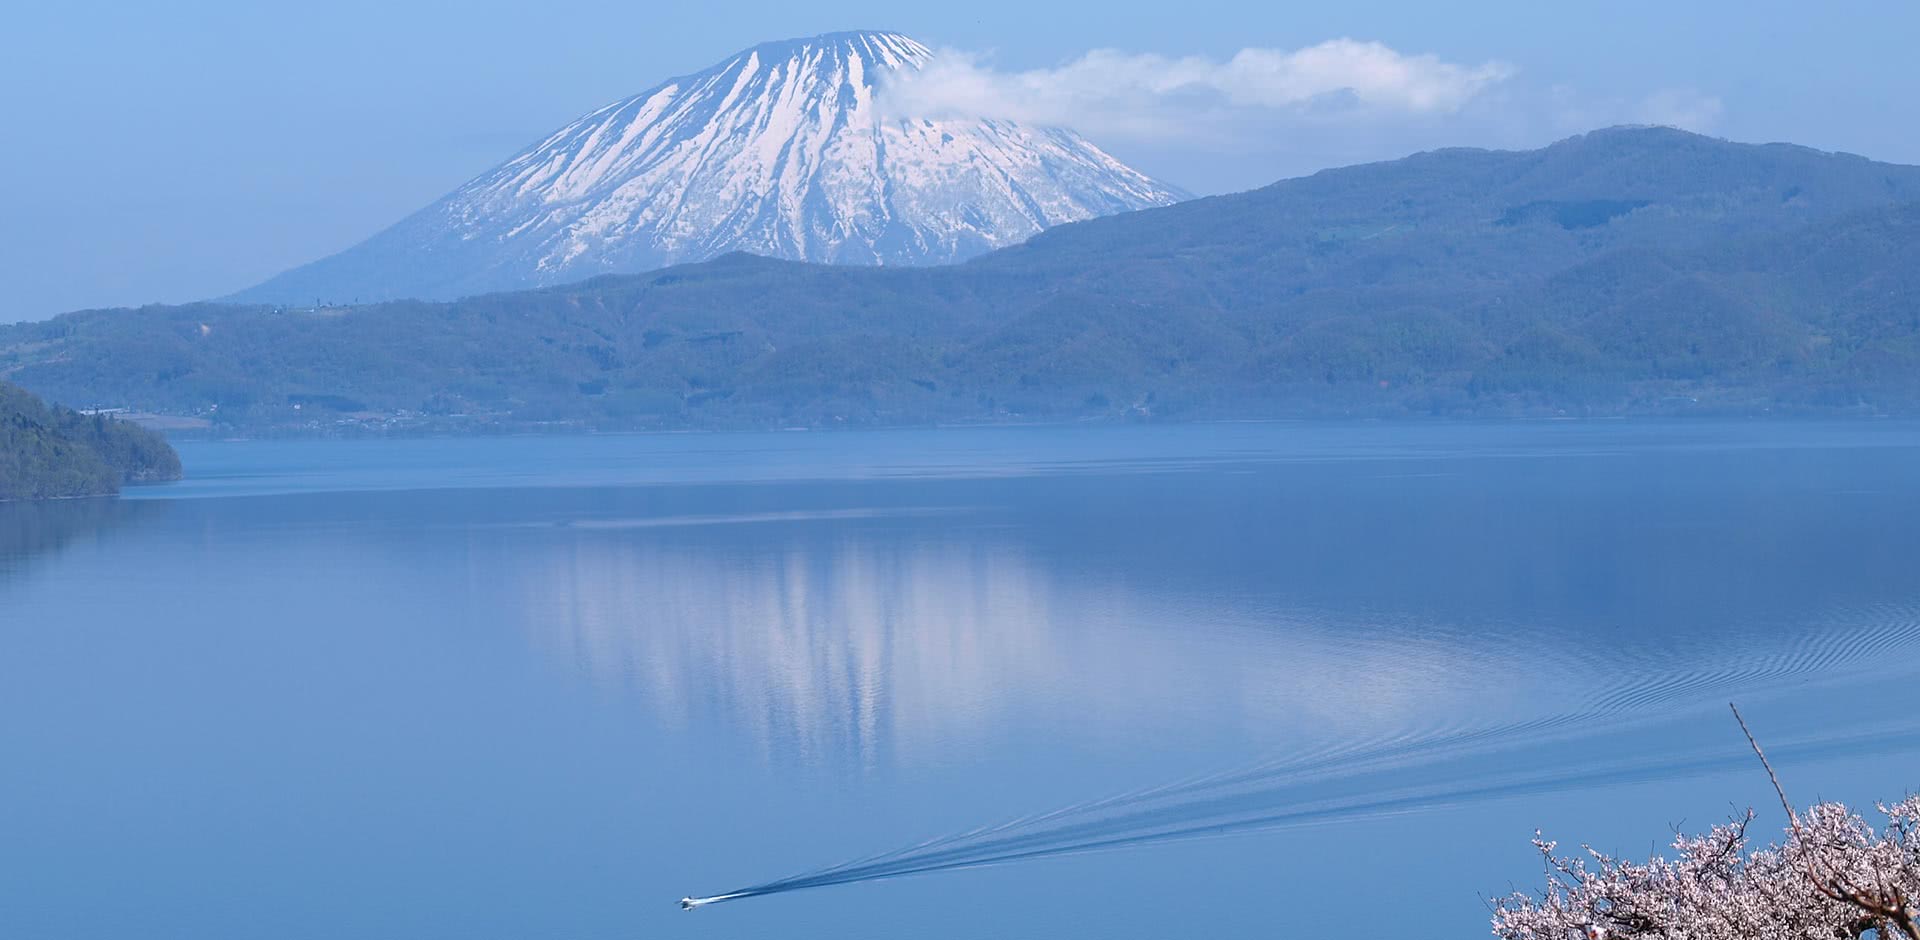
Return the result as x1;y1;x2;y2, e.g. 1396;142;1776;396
878;39;1517;140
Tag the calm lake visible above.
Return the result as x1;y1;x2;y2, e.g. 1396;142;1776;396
4;422;1919;939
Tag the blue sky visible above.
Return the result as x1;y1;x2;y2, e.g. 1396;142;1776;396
3;0;1915;321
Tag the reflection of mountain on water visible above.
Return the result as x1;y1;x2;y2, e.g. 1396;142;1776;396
514;519;1512;767
511;503;1920;774
0;498;165;583
524;533;1067;766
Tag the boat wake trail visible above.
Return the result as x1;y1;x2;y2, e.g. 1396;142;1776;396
678;602;1920;909
679;715;1920;908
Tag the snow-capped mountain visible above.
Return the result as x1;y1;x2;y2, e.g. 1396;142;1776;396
235;31;1186;304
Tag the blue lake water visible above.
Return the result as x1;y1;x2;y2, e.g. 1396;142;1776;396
4;422;1919;938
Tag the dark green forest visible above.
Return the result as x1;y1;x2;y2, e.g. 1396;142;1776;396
0;382;183;500
5;127;1920;434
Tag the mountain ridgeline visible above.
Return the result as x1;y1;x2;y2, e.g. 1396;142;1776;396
0;382;182;500
231;31;1182;305
7;127;1920;432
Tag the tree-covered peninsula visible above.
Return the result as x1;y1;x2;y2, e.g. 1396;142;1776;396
0;381;182;500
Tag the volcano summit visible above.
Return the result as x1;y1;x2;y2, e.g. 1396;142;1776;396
235;31;1185;304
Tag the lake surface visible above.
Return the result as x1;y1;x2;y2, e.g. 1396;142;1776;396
4;422;1919;939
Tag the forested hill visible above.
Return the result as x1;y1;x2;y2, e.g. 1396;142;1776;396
6;127;1920;433
0;382;182;500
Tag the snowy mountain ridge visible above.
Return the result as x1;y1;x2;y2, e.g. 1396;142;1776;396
235;30;1186;304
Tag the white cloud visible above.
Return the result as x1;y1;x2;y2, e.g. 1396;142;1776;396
878;40;1516;143
873;40;1729;197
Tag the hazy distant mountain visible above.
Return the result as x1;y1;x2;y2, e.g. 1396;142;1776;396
232;31;1184;305
12;127;1920;431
